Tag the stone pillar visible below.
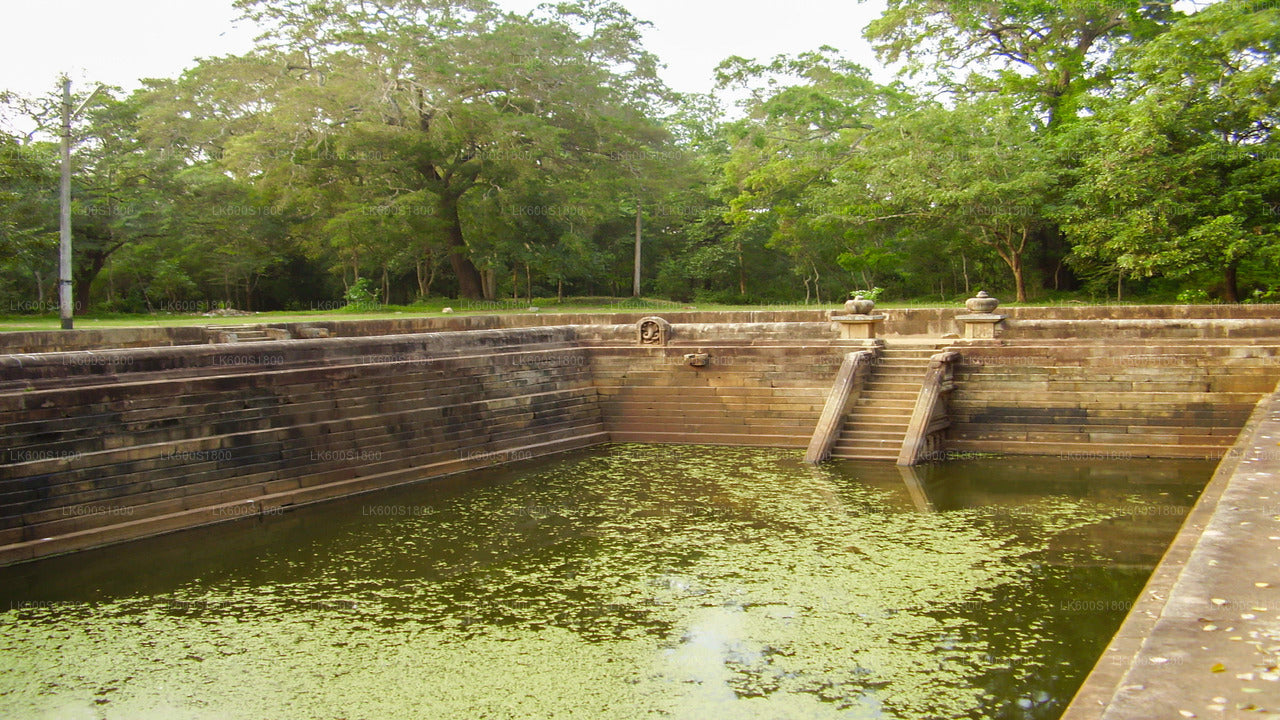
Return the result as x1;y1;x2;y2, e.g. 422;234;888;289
957;291;1006;339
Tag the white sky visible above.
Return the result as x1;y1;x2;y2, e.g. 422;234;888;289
0;0;890;101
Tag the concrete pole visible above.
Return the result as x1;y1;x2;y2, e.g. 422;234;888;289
59;78;73;330
633;201;642;297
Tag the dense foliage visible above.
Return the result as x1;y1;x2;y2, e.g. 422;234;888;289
2;0;1277;311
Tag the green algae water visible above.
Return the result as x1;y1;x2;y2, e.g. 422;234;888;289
0;445;1211;720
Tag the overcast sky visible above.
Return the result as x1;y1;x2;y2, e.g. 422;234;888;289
0;0;890;101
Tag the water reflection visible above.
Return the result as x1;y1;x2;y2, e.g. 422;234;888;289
0;445;1211;720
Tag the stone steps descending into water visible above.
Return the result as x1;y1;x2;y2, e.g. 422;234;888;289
829;347;940;462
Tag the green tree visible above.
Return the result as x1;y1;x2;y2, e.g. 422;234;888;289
1057;1;1280;302
719;49;910;301
0;128;58;311
862;0;1178;128
151;0;672;300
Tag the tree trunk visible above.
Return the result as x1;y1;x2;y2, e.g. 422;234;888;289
73;251;110;314
1223;263;1239;303
1013;255;1026;303
439;194;484;299
737;239;746;296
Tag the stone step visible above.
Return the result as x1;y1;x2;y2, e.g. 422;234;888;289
607;430;809;447
0;353;592;425
8;420;608;541
0;387;601;488
946;439;1230;459
949;420;1244;436
0;374;599;456
842;419;909;432
0;404;607;522
950;427;1233;446
840;429;906;442
0;431;611;566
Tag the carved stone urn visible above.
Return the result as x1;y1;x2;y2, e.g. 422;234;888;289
845;294;876;315
965;291;1000;314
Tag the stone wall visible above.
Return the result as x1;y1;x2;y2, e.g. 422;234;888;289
947;339;1280;459
7;304;1280;353
4;312;1280;565
585;333;858;447
0;327;606;565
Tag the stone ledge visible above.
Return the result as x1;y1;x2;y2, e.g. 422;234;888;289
1062;380;1280;718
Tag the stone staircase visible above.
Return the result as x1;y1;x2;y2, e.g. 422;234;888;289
830;346;939;461
205;324;289;343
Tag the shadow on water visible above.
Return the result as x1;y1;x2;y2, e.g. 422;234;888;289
0;446;1213;720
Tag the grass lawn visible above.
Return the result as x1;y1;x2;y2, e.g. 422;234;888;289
0;295;1181;333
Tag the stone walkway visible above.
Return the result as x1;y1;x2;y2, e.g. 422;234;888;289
1064;384;1280;719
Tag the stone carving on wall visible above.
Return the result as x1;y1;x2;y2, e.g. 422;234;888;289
637;317;672;346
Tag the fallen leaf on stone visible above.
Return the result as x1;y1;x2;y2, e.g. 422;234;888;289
1256;582;1272;588
1211;663;1226;673
1203;624;1218;631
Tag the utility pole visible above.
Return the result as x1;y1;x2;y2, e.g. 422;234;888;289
633;201;642;297
58;78;73;329
58;77;104;330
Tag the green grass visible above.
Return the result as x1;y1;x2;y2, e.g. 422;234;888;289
0;295;1239;333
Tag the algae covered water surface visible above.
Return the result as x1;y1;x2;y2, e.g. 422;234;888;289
0;445;1210;719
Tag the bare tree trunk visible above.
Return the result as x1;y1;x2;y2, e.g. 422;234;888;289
482;268;496;301
737;239;746;296
1013;254;1026;303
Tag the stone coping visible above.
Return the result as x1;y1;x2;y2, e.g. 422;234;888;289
3;304;1280;353
1062;380;1280;719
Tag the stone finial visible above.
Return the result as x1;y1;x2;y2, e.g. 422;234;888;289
637;317;672;346
845;294;876;316
965;291;1000;314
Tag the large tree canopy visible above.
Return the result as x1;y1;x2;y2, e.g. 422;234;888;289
147;0;674;299
1058;0;1280;302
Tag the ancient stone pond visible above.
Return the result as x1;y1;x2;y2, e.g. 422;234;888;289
0;445;1212;719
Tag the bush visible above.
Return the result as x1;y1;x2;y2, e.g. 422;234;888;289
341;278;379;311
